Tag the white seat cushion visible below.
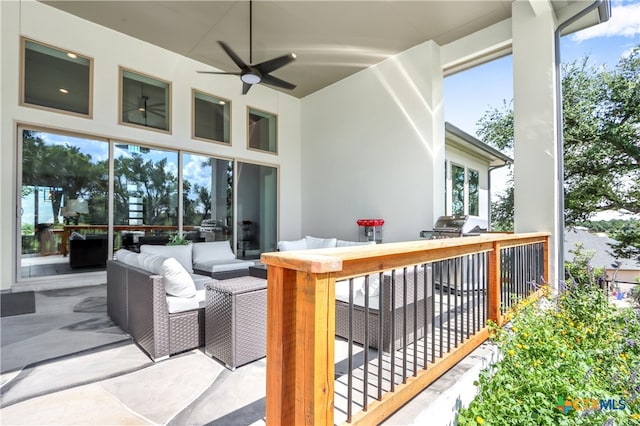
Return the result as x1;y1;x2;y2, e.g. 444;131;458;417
166;289;206;314
160;257;196;298
141;244;193;273
193;259;254;273
192;241;236;263
114;249;138;267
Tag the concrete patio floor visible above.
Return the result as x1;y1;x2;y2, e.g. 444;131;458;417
0;284;498;425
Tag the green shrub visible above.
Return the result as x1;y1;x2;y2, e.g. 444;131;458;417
457;282;640;425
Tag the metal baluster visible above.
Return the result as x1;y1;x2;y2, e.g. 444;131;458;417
431;263;436;363
377;271;384;399
347;278;354;423
363;274;369;411
390;269;396;392
413;265;418;376
402;267;408;383
446;259;451;352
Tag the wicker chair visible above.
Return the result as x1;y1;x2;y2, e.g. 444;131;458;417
335;266;432;352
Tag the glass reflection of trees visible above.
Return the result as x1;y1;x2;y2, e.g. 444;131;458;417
113;145;178;226
22;130;108;227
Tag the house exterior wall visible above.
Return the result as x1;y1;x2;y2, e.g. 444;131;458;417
0;1;302;290
300;41;445;243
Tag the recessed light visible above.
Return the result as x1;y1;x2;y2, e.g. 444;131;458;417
59;88;69;94
67;52;77;59
218;101;226;105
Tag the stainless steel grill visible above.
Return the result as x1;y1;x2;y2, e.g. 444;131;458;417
420;215;487;239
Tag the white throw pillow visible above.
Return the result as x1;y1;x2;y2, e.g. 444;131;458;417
277;238;307;251
137;252;167;274
160;257;196;298
140;244;193;273
192;241;235;264
305;236;337;249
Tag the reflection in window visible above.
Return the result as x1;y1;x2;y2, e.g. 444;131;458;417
22;39;92;115
20;129;108;278
248;108;277;153
121;68;170;131
183;153;233;244
193;90;230;144
113;144;178;231
468;169;479;216
237;162;277;259
452;164;465;215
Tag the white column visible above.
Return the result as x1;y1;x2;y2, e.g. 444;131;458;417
512;0;560;283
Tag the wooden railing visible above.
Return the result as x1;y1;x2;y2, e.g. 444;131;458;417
261;232;550;426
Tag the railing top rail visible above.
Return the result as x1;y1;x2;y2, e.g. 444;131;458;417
261;232;550;276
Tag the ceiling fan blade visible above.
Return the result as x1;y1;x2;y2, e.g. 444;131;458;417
242;82;253;95
255;53;296;75
218;41;248;71
197;71;241;75
260;74;296;90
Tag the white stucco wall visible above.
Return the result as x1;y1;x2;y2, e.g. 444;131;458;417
300;41;445;243
0;0;301;290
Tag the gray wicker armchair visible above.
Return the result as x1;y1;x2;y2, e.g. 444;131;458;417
335;266;432;352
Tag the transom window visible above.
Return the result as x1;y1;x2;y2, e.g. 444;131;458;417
247;107;277;153
21;38;92;116
193;90;231;144
120;68;171;132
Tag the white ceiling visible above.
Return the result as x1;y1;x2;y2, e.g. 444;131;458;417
41;1;606;98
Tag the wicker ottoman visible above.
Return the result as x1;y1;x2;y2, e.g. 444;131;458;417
205;276;267;370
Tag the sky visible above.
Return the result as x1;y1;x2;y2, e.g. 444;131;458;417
444;0;640;209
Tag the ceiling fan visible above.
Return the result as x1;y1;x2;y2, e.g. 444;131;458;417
198;0;297;95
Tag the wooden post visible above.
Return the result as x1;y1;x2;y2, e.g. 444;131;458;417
264;255;340;426
487;241;502;324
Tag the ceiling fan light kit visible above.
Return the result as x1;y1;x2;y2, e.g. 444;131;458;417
198;0;296;95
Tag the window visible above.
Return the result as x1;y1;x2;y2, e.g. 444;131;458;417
248;107;277;153
120;68;170;132
237;162;278;258
448;162;480;217
113;143;178;229
183;153;233;244
193;90;231;144
22;38;92;116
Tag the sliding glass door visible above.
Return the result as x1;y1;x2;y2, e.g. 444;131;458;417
20;129;108;278
18;127;277;280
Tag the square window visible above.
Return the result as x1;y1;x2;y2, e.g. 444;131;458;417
192;90;231;144
120;68;171;132
247;107;277;154
22;38;92;116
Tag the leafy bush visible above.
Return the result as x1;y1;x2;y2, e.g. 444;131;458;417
457;281;640;425
167;234;190;246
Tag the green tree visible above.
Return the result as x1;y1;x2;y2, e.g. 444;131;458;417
478;47;640;257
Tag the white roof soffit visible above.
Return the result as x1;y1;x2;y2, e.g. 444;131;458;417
445;122;513;167
39;0;610;98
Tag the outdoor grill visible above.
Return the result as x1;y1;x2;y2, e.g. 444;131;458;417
420;215;487;239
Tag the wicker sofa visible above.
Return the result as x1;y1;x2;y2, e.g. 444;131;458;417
334;266;432;352
107;241;254;361
277;236;432;352
107;256;214;361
